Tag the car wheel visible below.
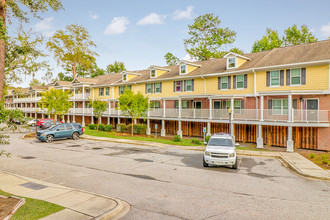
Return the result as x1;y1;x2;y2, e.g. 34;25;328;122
72;132;79;140
232;158;238;169
203;157;208;167
46;135;54;143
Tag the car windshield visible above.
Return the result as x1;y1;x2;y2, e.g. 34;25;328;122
208;138;233;147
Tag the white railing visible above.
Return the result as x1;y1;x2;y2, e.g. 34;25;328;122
72;93;91;100
13;97;41;103
149;109;163;117
165;109;179;118
293;110;329;123
233;109;260;121
263;109;288;122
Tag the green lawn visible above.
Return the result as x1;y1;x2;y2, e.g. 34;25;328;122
0;190;65;220
84;127;205;147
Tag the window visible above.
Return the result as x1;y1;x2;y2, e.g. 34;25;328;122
185;80;193;92
105;87;109;96
154;83;161;93
75;89;78;94
57;125;65;131
175;101;189;109
85;102;91;108
150;69;156;78
146;84;153;94
180;65;187;74
221;76;228;89
75;103;78;108
228;57;236;68
123;74;127;82
291;68;301;85
65;124;73;130
272;99;288;115
236;75;244;89
119;86;125;94
213;101;221;109
151;101;160;109
270;70;280;86
85;88;90;94
175;81;182;92
234;100;241;113
99;88;104;96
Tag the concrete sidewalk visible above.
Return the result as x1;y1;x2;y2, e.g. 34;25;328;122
81;134;330;181
0;171;130;220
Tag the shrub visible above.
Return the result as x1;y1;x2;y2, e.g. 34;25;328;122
126;124;147;134
173;135;181;142
205;135;211;143
105;124;113;131
321;154;328;165
98;124;106;131
309;153;315;159
117;123;127;132
88;124;96;130
191;138;202;145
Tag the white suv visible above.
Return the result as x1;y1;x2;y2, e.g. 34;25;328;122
203;133;238;169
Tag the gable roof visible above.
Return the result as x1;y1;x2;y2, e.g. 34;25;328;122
54;81;72;87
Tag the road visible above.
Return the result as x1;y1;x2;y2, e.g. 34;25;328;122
0;133;329;219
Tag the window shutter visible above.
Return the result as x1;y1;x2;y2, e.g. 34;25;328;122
268;99;272;109
153;83;156;93
180;80;183;92
228;76;231;89
160;82;162;93
129;85;131;90
119;87;121;95
244;74;248;88
286;69;291;85
174;101;177;108
301;68;306;85
145;84;147;94
99;88;101;96
233;76;236;89
218;77;221;90
184;80;187;92
187;101;190;108
192;79;194;91
151;83;154;93
173;81;175;92
266;71;270;87
241;100;244;109
280;70;284;86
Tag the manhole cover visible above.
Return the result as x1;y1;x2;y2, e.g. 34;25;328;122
21;156;36;159
92;147;103;150
20;182;48;190
67;145;81;148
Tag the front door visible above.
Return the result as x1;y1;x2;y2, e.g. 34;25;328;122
304;99;318;121
193;101;202;118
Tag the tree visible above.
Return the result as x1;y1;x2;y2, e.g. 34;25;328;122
283;25;317;46
252;28;283;53
184;13;237;61
164;52;180;66
0;0;64;101
38;88;72;123
89;99;107;130
29;78;45;86
47;24;98;79
117;89;149;136
106;61;126;73
57;72;73;82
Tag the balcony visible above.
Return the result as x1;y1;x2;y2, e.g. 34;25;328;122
13;97;41;103
71;93;91;100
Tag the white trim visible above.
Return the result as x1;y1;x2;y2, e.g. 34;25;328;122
303;98;319;111
223;52;251;60
227;57;237;69
178;60;201;67
150;69;157;79
270;70;280;87
235;74;245;89
148;65;171;72
179;64;187;75
290;68;302;86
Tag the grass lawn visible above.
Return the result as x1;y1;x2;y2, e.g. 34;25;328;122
0;189;65;220
84;127;205;147
299;151;330;170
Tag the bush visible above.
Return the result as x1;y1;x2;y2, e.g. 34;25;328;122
98;124;106;131
88;124;96;130
191;138;202;145
126;124;147;134
105;124;113;131
117;123;127;132
309;153;315;159
205;135;211;143
173;135;181;142
321;154;328;165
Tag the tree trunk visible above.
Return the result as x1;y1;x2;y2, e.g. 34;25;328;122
0;1;6;101
131;118;134;137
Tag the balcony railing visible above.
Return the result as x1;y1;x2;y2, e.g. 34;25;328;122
72;93;91;100
13;97;41;103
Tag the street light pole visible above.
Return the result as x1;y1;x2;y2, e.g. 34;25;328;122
35;109;39;134
228;108;232;136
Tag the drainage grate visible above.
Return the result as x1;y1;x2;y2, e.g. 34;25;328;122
21;156;36;159
20;182;48;190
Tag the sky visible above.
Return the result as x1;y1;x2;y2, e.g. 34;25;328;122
9;0;330;87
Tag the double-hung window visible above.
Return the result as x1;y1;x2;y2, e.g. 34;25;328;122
272;99;288;115
236;75;244;89
154;83;161;93
175;81;182;92
228;57;236;68
270;70;280;86
291;68;301;85
221;76;228;89
180;65;187;74
150;69;156;78
99;88;104;96
123;74;127;82
151;101;160;109
105;87;109;96
234;100;241;114
146;84;153;94
175;101;189;109
119;86;125;94
185;80;193;92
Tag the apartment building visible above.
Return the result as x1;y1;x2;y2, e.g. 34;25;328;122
5;40;330;151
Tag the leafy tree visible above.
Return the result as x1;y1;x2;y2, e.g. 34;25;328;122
164;52;180;66
252;28;283;53
57;72;73;82
106;61;126;73
29;78;45;86
47;24;98;79
89;62;106;78
38;88;72;123
283;25;317;46
117;89;149;136
0;0;64;101
41;71;55;85
184;13;237;61
89;99;107;130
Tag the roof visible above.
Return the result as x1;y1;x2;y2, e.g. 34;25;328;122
54;81;72;87
92;73;122;86
73;78;97;84
29;85;49;90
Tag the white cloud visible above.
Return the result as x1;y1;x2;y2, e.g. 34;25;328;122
137;13;166;25
88;11;99;20
181;53;196;62
33;17;55;36
320;22;330;38
104;17;130;35
173;6;194;20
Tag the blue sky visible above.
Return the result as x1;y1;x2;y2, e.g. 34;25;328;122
10;0;330;87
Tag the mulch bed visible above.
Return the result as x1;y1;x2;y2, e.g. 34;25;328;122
0;195;25;219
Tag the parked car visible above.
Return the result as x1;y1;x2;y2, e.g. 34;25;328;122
36;123;84;143
40;120;63;130
203;133;238;169
37;118;53;127
27;119;39;126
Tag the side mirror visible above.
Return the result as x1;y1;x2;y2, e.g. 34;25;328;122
235;143;240;147
203;142;207;145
